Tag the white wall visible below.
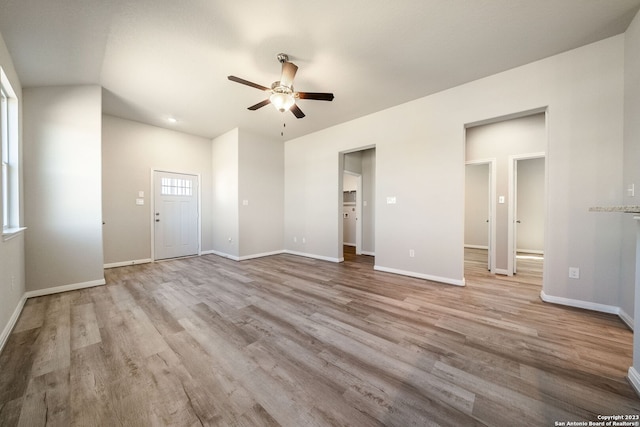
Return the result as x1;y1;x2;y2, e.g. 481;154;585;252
238;128;283;258
285;35;625;297
102;115;213;265
211;128;239;258
0;31;24;350
23;85;104;292
211;127;284;260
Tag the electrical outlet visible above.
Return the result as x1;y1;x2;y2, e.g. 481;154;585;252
409;249;415;258
569;267;580;279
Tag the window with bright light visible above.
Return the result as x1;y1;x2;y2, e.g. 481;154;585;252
161;177;193;196
1;69;18;233
2;88;9;229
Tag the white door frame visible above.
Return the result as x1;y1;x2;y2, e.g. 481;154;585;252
465;158;497;274
507;153;545;275
151;169;202;261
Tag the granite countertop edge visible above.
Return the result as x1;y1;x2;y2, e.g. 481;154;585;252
589;205;640;213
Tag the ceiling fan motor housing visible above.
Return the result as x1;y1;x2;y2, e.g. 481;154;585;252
276;53;289;63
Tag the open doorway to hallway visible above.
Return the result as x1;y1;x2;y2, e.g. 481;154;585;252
340;147;376;265
464;111;546;286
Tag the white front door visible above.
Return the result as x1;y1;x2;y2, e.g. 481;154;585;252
154;171;199;260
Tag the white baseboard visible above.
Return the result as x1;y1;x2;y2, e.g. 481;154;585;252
464;244;488;250
25;278;106;299
204;250;240;261
517;249;544;255
539;290;620;316
283;250;342;263
238;250;285;261
373;265;465;287
104;258;152;269
0;294;27;354
361;251;375;256
494;268;510;276
343;243;356;247
628;367;640;398
619;308;634;331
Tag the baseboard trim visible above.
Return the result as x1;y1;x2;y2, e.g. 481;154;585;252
343;243;356;247
517;249;544;255
104;258;152;269
361;251;375;256
628;367;640;398
0;294;27;354
195;250;287;262
204;250;240;261
494;268;509;276
619;308;634;331
539;290;620;316
373;265;465;287
283;250;342;263
238;250;285;261
464;244;488;250
25;279;106;299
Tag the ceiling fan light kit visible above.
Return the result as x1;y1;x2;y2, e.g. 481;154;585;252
269;83;295;112
228;53;334;119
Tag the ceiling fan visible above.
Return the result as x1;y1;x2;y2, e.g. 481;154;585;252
227;53;334;119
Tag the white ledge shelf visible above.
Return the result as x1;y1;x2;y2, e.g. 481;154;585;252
589;205;640;213
2;227;27;241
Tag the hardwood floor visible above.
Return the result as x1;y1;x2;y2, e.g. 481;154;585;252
0;249;638;426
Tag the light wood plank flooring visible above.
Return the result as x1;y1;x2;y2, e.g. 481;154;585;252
0;249;638;426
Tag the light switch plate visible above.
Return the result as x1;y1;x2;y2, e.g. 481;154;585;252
386;196;397;204
569;267;580;279
498;196;505;204
136;198;144;205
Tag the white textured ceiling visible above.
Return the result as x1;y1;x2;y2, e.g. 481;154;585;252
1;0;639;140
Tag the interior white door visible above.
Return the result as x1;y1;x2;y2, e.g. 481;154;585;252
355;174;363;255
486;165;492;271
154;171;199;260
512;161;519;275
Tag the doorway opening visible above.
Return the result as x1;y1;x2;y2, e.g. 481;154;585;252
152;170;200;261
340;147;376;266
464;111;546;286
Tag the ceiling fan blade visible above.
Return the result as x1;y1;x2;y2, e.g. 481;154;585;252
290;103;305;119
248;99;271;110
280;62;298;88
297;92;334;101
228;75;269;91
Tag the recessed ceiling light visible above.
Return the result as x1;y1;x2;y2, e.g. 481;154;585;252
167;117;178;124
